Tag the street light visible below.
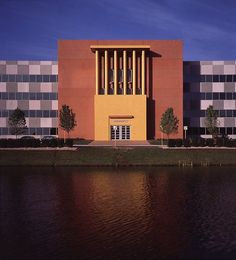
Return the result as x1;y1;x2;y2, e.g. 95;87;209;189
184;125;188;139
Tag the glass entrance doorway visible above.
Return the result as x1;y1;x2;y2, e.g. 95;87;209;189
110;125;130;140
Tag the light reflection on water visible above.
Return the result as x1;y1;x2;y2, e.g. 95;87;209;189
1;167;236;259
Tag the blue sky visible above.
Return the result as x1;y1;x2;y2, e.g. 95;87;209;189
1;0;236;60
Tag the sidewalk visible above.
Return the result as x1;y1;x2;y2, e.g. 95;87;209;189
88;140;151;147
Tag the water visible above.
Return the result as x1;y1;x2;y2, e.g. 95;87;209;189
1;167;236;259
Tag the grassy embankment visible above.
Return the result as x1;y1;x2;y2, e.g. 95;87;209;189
1;147;236;166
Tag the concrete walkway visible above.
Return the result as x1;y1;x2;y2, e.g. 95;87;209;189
88;140;151;147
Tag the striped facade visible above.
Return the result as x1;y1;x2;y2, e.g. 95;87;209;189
0;61;58;138
184;61;236;138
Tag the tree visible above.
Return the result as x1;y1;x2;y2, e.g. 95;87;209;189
59;104;76;141
8;107;27;138
204;105;219;139
160;107;179;140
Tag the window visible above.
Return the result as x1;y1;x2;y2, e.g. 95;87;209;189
23;75;29;82
220;75;225;82
206;92;212;99
213;75;219;82
43;93;50;100
226;110;233;117
226;75;233;82
213;93;219;100
36;75;43;82
205;75;212;82
9;92;15;100
220;93;225;100
36;110;42;117
23;92;29;100
9;75;16;82
226;93;233;100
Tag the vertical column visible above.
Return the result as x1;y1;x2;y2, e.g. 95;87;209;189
95;50;99;95
132;50;136;95
114;50;117;95
104;50;108;95
123;50;127;95
141;50;145;95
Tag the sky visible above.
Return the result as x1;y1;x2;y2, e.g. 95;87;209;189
1;0;236;61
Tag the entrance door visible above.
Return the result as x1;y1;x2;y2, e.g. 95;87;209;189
110;125;130;140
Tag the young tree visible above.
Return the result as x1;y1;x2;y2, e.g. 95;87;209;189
8;107;27;138
59;104;76;142
160;107;179;140
204;105;219;139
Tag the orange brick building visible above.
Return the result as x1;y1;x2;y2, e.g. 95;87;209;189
58;40;183;140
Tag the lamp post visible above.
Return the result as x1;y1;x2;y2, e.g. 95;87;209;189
184;126;188;140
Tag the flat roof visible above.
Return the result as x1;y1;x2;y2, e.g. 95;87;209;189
90;45;150;52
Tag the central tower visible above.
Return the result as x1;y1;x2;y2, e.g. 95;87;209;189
91;45;148;141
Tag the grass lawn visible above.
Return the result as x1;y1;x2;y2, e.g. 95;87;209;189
1;147;236;166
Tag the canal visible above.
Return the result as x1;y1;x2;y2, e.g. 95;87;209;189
1;167;236;259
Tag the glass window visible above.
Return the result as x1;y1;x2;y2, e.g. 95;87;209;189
2;93;8;99
16;75;23;82
29;128;36;135
226;75;233;82
50;75;57;82
50;110;57;117
200;93;205;100
220;75;225;82
2;110;8;117
233;127;236;134
233;110;236;117
226;93;233;100
30;75;36;82
118;69;123;82
16;92;23;100
2;75;8;82
233;93;236;99
24;110;29;117
206;92;212;99
213;75;219;82
205;75;212;82
36;93;43;100
0;75;2;82
23;75;29;82
233;75;236;82
43;75;50;82
43;110;50;117
43;128;50;135
219;110;225;117
36;128;43;135
227;127;232;135
22;92;29;100
9;75;16;82
127;69;132;82
200;75;205;82
29;110;36;117
213;93;219;100
226;110;233;117
36;110;42;117
2;128;8;135
50;93;57;100
220;93;225;100
9;92;15;100
43;93;50;100
36;75;43;82
50;128;57;135
29;93;36;100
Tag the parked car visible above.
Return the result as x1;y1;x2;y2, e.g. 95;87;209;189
20;136;36;139
41;136;57;140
